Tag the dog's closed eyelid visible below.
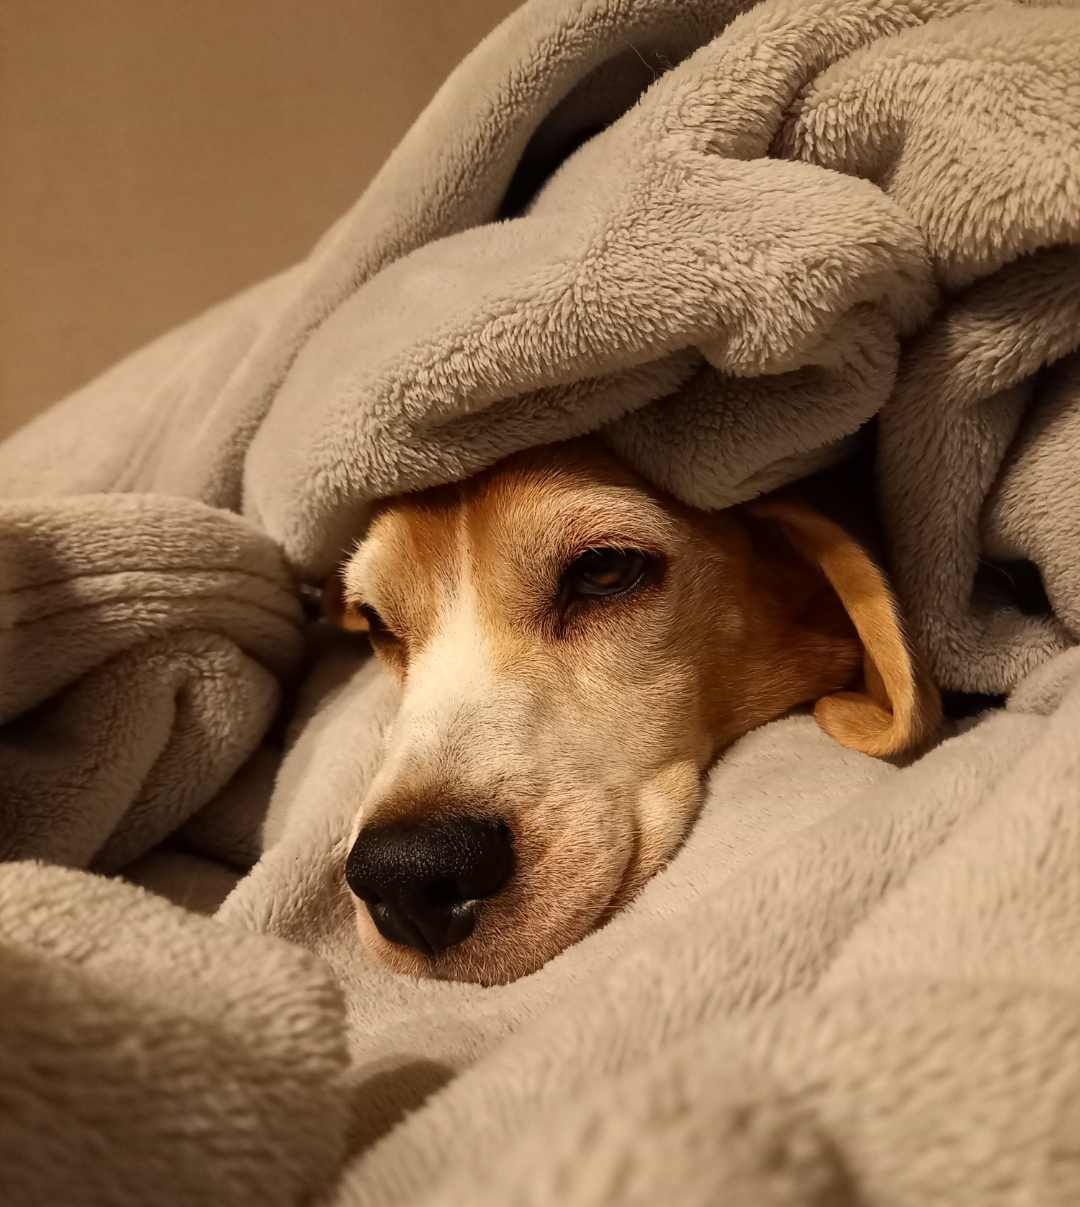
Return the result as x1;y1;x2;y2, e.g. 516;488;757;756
550;548;664;628
352;602;402;646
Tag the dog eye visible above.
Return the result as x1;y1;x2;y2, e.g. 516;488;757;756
561;547;648;601
357;604;399;645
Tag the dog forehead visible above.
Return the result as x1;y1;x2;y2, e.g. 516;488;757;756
467;443;676;553
350;492;463;591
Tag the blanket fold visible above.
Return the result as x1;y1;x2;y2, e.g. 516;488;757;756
0;494;302;872
0;862;349;1207
2;0;1075;699
2;0;1080;1202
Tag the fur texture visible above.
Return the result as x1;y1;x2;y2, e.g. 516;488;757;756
336;440;935;983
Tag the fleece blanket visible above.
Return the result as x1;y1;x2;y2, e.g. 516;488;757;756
2;0;1080;1203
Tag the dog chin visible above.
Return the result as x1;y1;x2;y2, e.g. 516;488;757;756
352;771;703;985
352;896;600;986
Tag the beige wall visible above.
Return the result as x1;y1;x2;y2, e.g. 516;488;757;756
0;0;519;442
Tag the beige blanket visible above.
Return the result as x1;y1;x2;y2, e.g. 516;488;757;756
2;0;1080;1203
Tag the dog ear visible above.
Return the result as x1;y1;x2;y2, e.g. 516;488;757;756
321;571;371;632
747;496;940;757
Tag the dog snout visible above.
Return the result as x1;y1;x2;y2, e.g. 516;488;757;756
346;815;515;958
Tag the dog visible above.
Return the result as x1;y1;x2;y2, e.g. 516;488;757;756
323;437;940;986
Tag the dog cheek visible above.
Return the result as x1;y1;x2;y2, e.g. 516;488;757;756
625;759;704;894
514;788;635;914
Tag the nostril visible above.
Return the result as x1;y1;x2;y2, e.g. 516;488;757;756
346;815;515;958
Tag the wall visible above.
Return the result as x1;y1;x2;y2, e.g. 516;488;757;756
0;0;519;441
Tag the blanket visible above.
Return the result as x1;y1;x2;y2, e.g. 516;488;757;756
245;642;1080;1207
2;0;1080;1203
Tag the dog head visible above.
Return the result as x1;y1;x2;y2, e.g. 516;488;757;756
326;438;938;984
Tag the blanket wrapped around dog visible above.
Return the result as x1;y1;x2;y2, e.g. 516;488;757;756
2;0;1080;1203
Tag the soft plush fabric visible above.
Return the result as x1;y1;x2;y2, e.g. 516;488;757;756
0;494;301;873
1;0;1079;1202
0;862;349;1207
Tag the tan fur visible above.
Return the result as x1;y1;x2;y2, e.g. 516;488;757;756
331;438;939;984
746;496;941;758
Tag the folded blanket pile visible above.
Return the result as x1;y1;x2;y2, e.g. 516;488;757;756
1;0;1079;1203
0;494;301;872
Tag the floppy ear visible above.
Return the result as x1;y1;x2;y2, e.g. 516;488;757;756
321;570;371;632
747;496;940;757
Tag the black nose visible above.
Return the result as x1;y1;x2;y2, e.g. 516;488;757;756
345;815;515;957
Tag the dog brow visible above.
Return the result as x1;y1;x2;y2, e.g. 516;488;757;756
342;533;385;606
